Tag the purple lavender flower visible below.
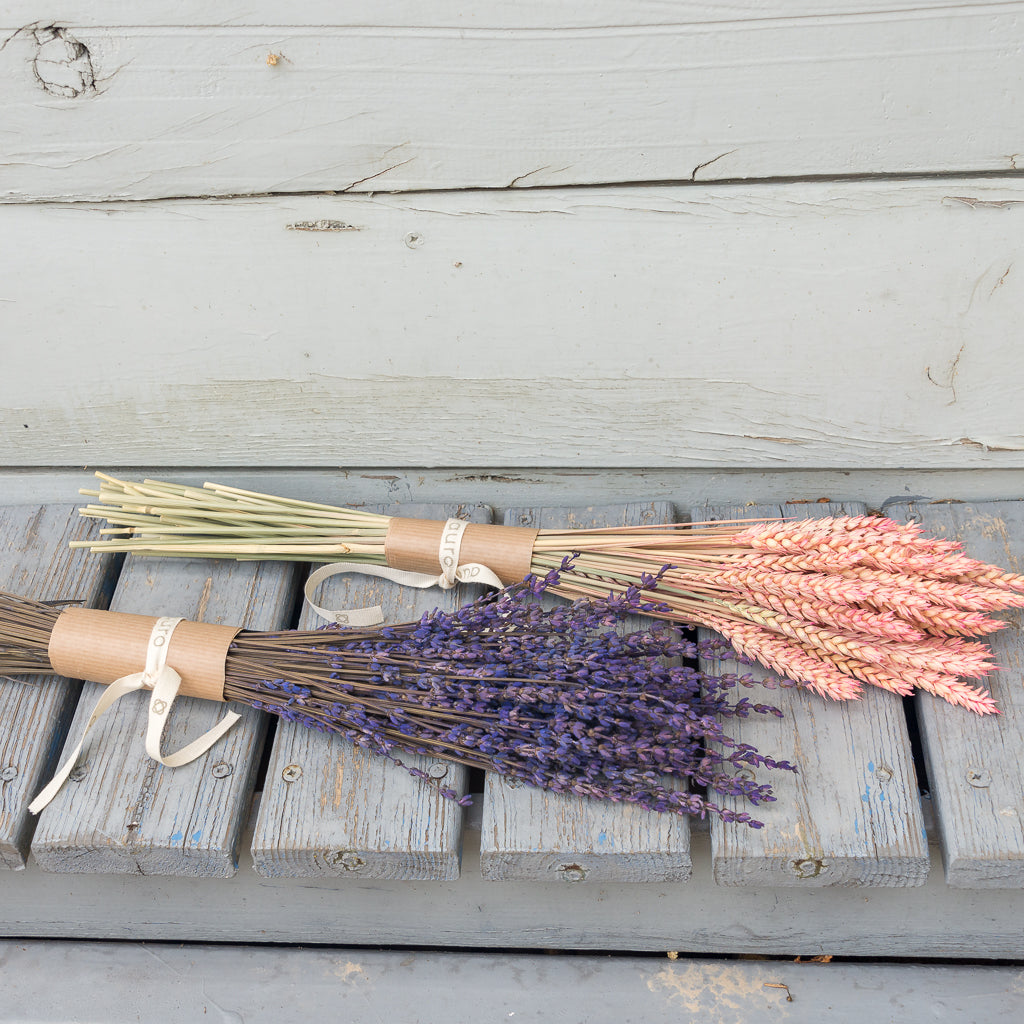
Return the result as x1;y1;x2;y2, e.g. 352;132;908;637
225;564;795;827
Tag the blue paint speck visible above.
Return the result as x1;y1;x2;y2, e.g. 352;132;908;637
868;761;875;773
191;829;202;842
169;831;183;844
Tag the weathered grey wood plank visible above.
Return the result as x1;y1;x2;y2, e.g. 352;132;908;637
2;182;1024;470
0;505;118;869
885;498;1024;887
479;501;692;882
252;503;488;880
3;467;1024;519
3;7;1024;200
30;554;298;876
697;502;929;886
3;822;1024;957
2;2;997;29
3;941;1024;1024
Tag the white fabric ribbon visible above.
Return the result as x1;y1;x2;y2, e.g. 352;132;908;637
304;518;506;626
29;617;241;815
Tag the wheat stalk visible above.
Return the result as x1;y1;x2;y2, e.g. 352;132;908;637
70;475;1024;713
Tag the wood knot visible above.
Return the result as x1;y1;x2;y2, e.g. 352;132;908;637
31;26;96;98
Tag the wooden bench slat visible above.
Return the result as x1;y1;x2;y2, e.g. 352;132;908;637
4;940;1024;1024
479;501;692;882
5;182;1024;472
885;498;1024;887
30;554;298;877
0;505;117;869
251;503;488;881
697;502;930;886
5;823;1024;956
3;10;1024;202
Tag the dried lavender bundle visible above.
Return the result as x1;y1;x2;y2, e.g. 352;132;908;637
72;475;1024;713
0;568;795;828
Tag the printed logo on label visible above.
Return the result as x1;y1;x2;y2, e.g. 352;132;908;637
439;519;467;576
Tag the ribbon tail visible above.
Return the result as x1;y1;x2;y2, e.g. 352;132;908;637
453;562;506;590
304;562;450;625
145;665;241;768
303;557;506;626
28;672;148;815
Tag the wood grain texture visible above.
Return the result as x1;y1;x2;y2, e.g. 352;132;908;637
884;498;1024;887
0;505;117;869
479;501;693;882
698;503;929;886
3;825;1024;956
3;466;1024;518
3;943;1024;1024
2;181;1024;469
3;2;1003;28
30;554;298;876
251;503;487;880
2;5;1023;199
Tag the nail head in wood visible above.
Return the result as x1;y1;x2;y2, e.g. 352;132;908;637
792;858;828;879
559;864;587;882
332;851;366;871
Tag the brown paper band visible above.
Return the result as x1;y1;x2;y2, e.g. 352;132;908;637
385;518;539;586
48;608;240;703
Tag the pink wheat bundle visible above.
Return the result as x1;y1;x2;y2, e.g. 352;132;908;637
547;517;1020;714
74;477;1024;714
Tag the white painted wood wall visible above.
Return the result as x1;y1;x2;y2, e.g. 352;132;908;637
2;2;1023;473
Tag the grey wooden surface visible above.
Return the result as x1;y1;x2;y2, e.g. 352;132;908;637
885;498;1024;887
252;502;487;880
3;823;1024;957
30;553;299;876
4;182;1024;472
0;492;1023;961
3;941;1023;1024
697;503;929;887
479;501;692;882
3;5;1024;202
0;505;116;869
3;466;1024;513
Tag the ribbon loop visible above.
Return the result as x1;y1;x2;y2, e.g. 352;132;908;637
143;648;241;770
29;617;241;815
304;518;507;625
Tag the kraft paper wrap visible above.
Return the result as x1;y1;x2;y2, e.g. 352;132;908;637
48;607;240;703
385;518;539;586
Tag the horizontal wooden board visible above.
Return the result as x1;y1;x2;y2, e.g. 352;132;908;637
2;468;1024;519
1;5;1023;199
2;2;1002;28
2;181;1023;468
3;942;1024;1024
3;824;1024;957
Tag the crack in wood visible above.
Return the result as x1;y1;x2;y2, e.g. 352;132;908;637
691;149;738;181
29;25;96;98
